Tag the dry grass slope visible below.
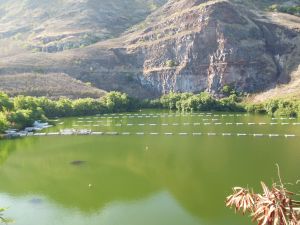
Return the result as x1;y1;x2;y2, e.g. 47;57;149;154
0;73;107;99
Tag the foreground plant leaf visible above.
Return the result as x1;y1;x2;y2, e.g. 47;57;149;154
226;182;300;225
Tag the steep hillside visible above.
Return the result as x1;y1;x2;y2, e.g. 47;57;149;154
0;73;107;99
0;0;299;99
0;0;167;55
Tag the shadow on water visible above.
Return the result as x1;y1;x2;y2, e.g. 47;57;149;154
70;160;87;166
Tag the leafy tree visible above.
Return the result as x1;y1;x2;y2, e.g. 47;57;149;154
36;97;59;118
160;92;182;110
13;96;39;111
72;98;106;116
56;98;73;117
7;109;36;129
0;92;13;111
101;92;130;112
274;99;298;117
245;103;266;114
264;99;279;116
0;112;8;133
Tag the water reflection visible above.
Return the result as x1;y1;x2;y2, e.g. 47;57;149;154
0;112;299;225
1;192;203;225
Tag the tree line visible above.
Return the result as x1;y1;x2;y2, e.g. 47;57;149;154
149;92;300;118
0;91;135;133
1;90;300;133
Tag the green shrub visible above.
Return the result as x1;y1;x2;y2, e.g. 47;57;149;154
165;60;177;67
245;103;266;114
0;112;9;133
101;91;130;113
0;92;13;111
7;109;41;129
160;92;182;110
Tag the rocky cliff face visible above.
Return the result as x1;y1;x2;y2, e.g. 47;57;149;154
0;0;299;99
122;0;300;95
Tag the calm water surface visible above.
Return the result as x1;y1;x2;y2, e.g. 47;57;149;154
0;110;299;225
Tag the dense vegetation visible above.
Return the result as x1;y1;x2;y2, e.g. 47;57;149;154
142;91;245;112
1;90;300;133
0;91;136;133
143;91;300;118
245;98;300;118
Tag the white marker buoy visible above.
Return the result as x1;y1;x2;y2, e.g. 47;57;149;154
269;134;279;137
285;134;296;138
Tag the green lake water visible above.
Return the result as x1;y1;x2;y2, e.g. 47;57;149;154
0;110;299;225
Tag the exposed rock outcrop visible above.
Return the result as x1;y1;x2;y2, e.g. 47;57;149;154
0;0;299;99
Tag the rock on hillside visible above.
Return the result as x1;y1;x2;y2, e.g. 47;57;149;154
0;0;299;98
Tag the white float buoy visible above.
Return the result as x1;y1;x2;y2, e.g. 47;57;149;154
269;134;279;137
47;132;59;136
106;132;118;135
91;132;103;135
285;134;296;138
